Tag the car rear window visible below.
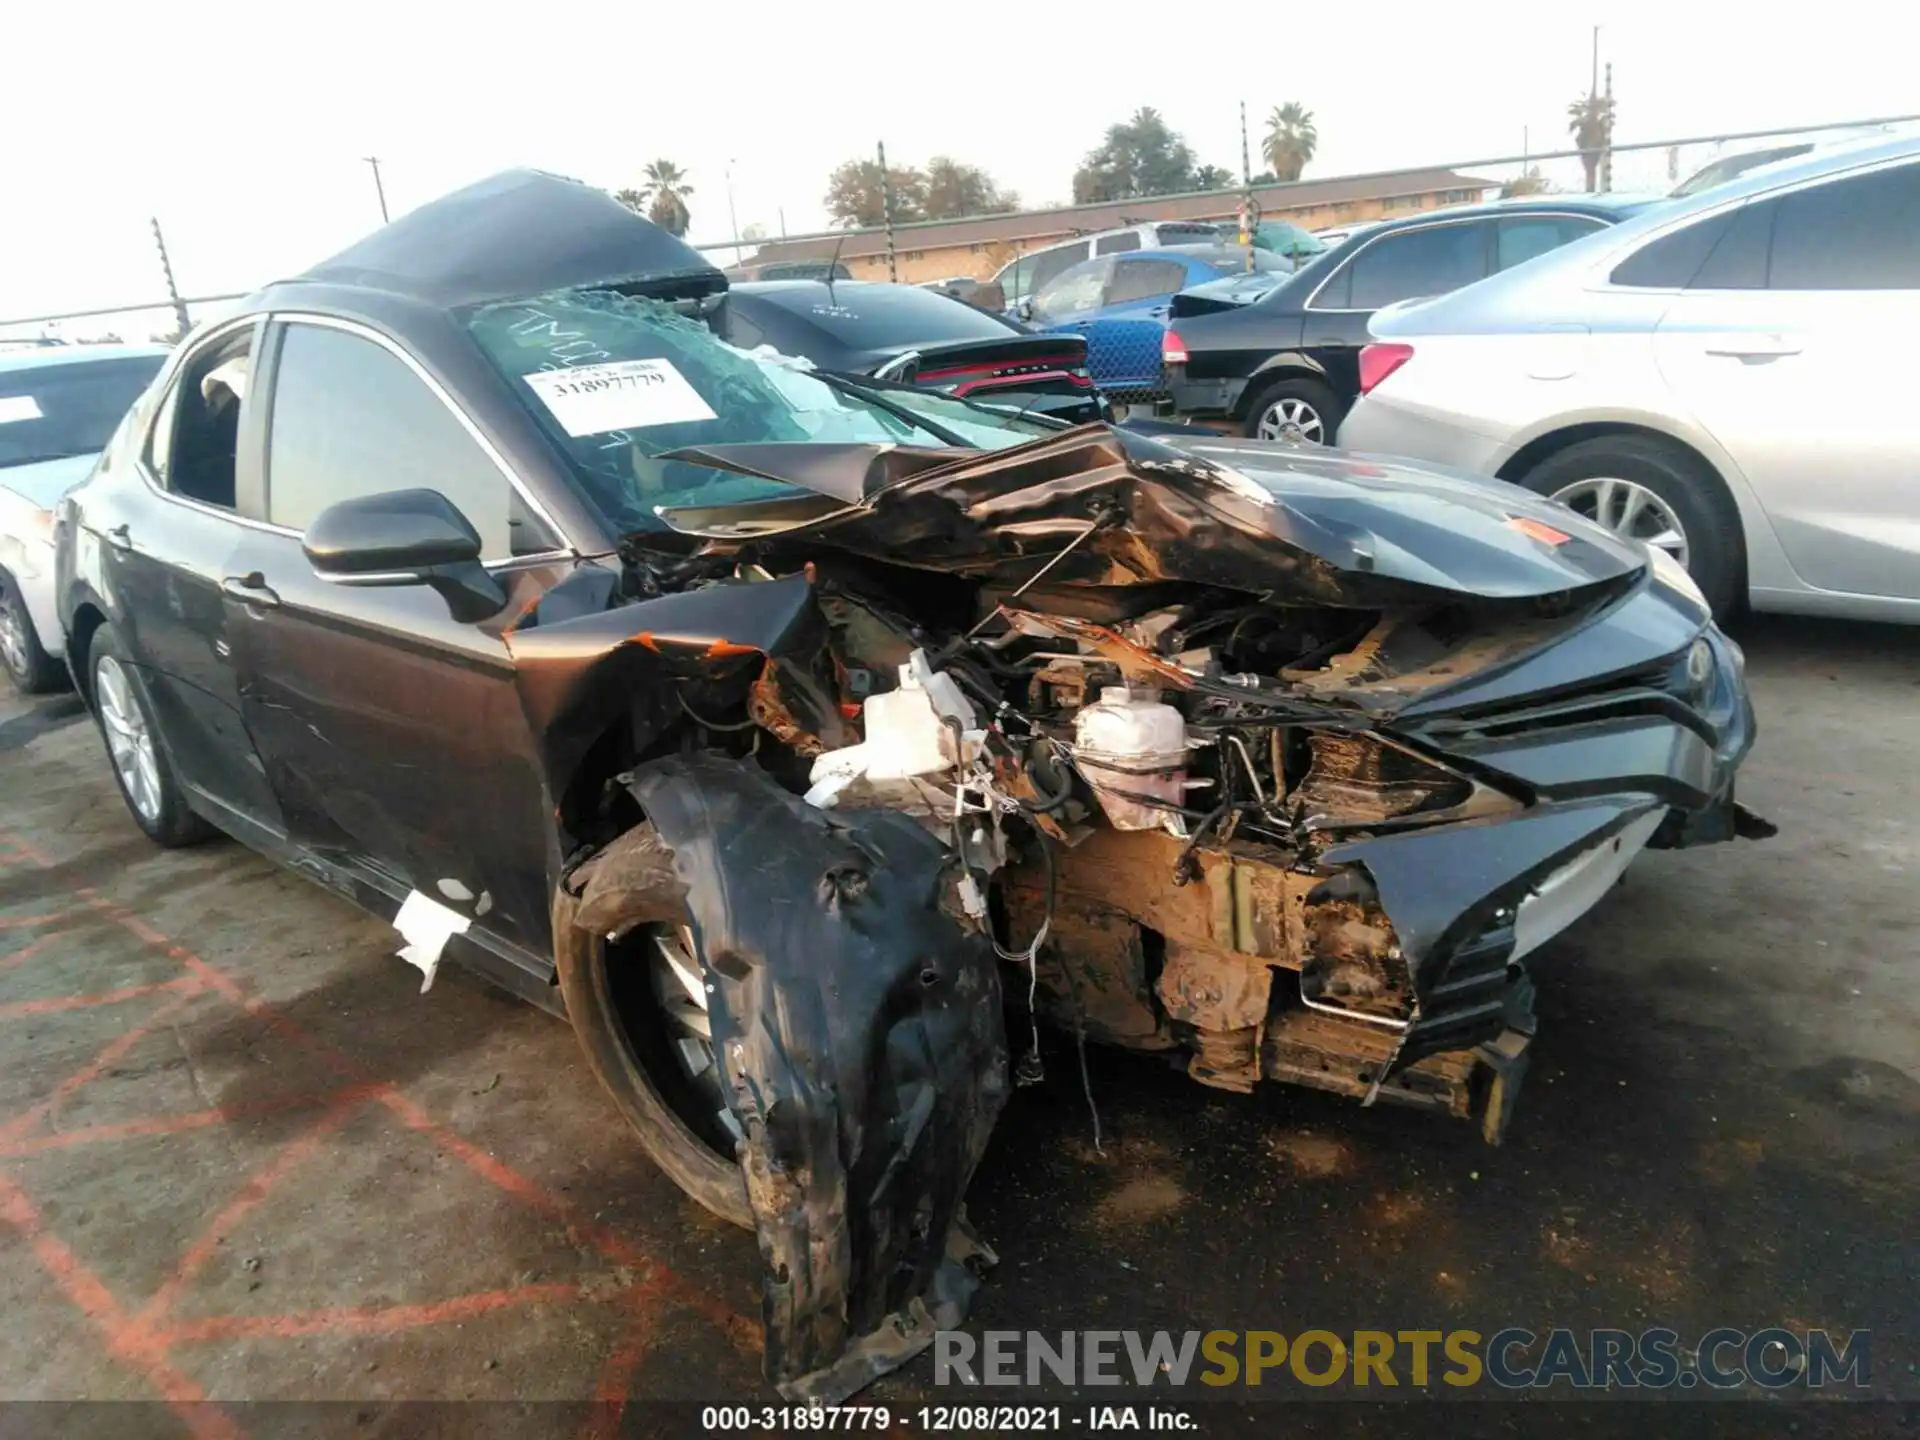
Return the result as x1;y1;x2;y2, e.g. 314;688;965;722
0;353;164;470
1609;211;1735;288
744;285;1016;352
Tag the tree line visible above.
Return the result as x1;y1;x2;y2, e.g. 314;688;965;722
617;85;1619;240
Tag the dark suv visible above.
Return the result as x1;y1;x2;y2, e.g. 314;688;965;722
1161;195;1661;443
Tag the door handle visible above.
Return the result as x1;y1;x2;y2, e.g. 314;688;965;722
1705;338;1801;363
104;524;133;553
221;573;281;608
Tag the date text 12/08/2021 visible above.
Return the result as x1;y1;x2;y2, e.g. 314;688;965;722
700;1406;1197;1431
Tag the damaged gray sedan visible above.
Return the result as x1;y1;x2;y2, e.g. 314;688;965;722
55;172;1770;1403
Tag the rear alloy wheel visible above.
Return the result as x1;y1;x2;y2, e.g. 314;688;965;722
86;625;215;848
1244;376;1344;446
1520;434;1745;619
1548;477;1691;568
0;572;64;695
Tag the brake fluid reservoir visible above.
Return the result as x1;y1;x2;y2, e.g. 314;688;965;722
1072;687;1188;831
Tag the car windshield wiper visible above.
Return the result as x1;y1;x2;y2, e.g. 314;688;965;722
808;371;977;449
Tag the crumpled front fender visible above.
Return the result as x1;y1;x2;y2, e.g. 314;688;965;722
628;754;1008;1402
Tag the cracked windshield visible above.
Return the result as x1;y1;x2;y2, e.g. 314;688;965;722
470;289;1047;531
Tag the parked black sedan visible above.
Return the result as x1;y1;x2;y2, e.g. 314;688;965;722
53;169;1764;1405
708;278;1105;424
1163;194;1662;443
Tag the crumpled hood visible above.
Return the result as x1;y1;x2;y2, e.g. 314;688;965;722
1151;434;1645;598
658;424;1645;607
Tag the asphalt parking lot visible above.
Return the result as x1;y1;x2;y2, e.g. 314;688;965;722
0;613;1915;1437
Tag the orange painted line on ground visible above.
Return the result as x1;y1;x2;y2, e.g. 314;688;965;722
0;1172;247;1440
0;912;80;930
0;1084;365;1159
0;975;196;1022
579;1306;657;1440
0;931;66;971
1;836;54;866
130;1090;374;1342
0;984;207;1144
2;829;760;1358
377;1087;760;1352
152;1282;586;1345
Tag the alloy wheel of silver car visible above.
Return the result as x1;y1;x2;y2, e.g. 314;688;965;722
1255;397;1326;444
0;596;25;679
94;654;163;824
647;923;730;1137
1549;476;1692;568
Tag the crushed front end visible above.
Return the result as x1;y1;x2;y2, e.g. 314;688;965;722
512;423;1769;1398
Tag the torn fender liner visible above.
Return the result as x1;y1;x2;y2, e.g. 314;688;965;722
628;754;1008;1402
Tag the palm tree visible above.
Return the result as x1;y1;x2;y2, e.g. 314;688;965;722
1262;103;1318;183
639;159;693;237
1567;94;1616;192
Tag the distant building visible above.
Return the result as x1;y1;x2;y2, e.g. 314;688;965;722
736;167;1496;283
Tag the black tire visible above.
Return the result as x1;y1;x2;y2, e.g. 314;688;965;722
555;901;752;1228
0;569;66;695
84;623;217;848
1241;375;1346;445
1518;435;1745;619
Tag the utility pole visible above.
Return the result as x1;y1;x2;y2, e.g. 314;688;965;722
1600;62;1615;193
1237;99;1257;268
877;141;898;283
151;218;190;342
363;156;390;223
1591;25;1600;96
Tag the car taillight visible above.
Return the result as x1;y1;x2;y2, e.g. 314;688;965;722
1161;328;1189;365
1357;342;1413;395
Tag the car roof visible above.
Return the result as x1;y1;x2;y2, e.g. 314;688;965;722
1378;193;1660;228
0;342;171;377
248;168;727;314
1669;127;1920;201
1369;130;1920;338
1120;244;1253;264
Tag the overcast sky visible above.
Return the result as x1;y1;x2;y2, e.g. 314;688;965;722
7;0;1918;330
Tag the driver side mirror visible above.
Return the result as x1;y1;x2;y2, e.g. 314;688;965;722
304;488;506;622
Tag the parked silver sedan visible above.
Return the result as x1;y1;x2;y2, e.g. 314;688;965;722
1338;133;1920;621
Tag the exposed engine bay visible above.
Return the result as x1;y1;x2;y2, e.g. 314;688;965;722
520;424;1769;1403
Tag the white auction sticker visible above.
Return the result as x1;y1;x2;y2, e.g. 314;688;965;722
0;395;44;425
522;358;716;437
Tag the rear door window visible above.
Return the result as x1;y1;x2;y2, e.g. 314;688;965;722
1767;161;1920;290
1028;243;1091;293
1495;215;1605;271
1032;259;1111;320
1104;258;1190;306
